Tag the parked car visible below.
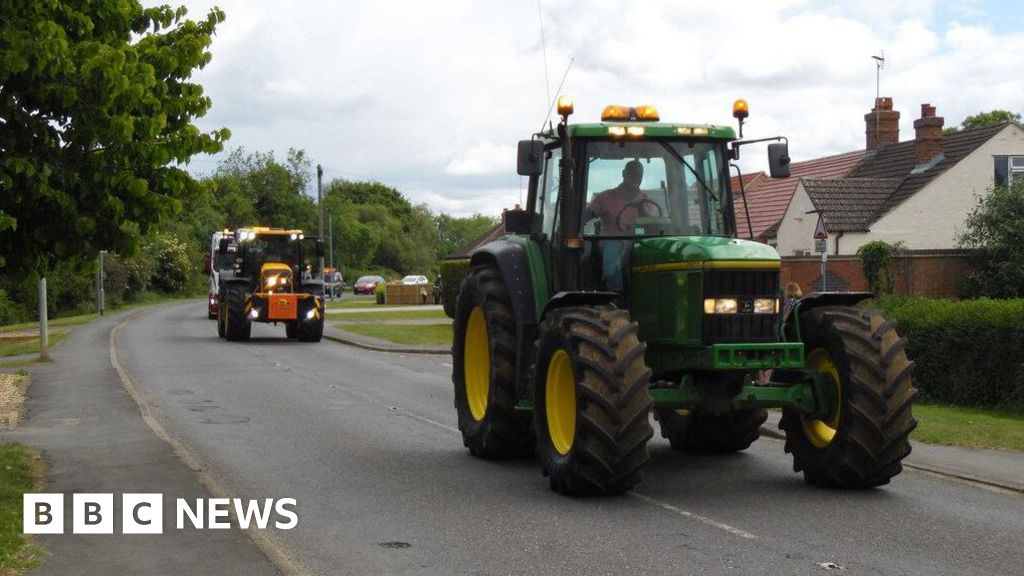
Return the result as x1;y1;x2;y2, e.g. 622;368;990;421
400;275;429;285
353;275;384;295
324;269;345;298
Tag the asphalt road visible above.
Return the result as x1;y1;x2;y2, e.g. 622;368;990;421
114;300;1024;576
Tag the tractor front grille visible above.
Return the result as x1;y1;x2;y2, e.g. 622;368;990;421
702;269;780;344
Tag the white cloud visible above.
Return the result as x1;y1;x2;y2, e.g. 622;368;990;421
162;0;1024;216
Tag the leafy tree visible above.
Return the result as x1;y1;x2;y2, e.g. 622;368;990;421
435;212;499;260
211;147;315;231
0;1;230;277
958;180;1024;298
944;109;1022;134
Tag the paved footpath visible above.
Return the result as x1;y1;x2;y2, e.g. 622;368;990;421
0;309;280;576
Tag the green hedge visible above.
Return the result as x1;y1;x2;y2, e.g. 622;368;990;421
439;259;470;318
876;297;1024;412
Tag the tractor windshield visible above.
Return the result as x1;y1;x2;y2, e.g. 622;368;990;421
248;236;300;269
582;140;730;238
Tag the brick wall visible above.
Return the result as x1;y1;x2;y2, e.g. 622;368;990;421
780;250;977;298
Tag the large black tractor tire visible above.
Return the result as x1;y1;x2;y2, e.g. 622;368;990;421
224;285;252;342
685;409;768;454
217;298;227;339
451;264;534;458
780;306;916;488
296;317;324;342
653;408;689;448
534;306;654;496
285;322;298;339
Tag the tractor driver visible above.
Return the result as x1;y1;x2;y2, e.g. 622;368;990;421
586;159;656;292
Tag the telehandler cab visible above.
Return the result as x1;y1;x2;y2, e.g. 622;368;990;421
452;97;916;495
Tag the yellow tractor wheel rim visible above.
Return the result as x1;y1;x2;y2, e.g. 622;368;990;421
463;307;489;421
803;348;842;448
546;349;576;455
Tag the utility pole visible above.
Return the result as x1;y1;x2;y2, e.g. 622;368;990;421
328;211;334;269
97;250;108;315
317;164;325;280
38;278;48;360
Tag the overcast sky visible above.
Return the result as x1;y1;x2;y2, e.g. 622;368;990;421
164;0;1024;217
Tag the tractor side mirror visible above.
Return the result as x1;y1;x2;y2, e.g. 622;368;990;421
768;142;791;178
316;238;324;258
504;208;533;234
203;253;212;275
517;140;544;176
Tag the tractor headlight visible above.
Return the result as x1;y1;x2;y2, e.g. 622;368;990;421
306;309;316;319
754;298;778;314
704;298;738;314
265;276;280;289
249;308;260;319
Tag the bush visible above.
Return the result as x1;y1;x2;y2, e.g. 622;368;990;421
0;288;29;325
439;259;470;318
856;240;902;296
374;281;386;304
876;297;1024;412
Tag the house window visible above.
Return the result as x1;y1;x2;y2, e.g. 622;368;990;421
995;155;1024;187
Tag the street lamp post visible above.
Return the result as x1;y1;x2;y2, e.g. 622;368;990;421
317;164;325;281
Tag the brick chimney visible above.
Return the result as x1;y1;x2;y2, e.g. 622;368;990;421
913;104;944;164
865;97;900;150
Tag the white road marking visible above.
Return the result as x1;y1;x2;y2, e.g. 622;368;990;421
629;491;758;539
397;410;461;434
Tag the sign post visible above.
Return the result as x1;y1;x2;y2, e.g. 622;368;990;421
812;212;829;292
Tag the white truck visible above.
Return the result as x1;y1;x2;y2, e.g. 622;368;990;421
203;230;237;319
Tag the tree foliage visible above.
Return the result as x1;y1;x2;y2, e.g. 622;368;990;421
958;181;1024;298
0;1;229;277
944;109;1022;134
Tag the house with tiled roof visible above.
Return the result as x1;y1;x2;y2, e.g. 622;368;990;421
734;150;865;244
777;103;1024;256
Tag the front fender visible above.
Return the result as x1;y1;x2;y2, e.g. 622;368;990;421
784;291;873;341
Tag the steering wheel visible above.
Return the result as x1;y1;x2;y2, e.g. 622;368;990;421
615;197;664;233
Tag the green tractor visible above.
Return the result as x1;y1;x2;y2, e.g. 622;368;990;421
451;97;916;496
218;226;326;342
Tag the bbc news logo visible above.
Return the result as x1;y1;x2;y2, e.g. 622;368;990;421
24;494;297;534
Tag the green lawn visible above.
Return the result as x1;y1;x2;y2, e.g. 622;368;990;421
0;444;45;574
334;309;447;322
340;323;453;346
913;404;1024;451
326;297;380;310
0;313;96;333
0;331;69;358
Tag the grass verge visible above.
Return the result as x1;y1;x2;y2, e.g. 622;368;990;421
0;332;69;359
326;297;379;310
334;309;447;322
0;444;45;574
913;404;1024;451
0;314;96;334
340;323;453;346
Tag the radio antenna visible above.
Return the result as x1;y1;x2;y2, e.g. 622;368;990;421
538;56;575;133
538;0;551;112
